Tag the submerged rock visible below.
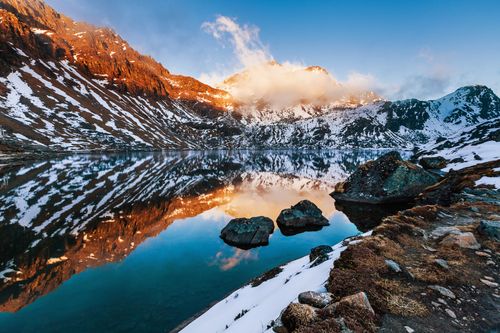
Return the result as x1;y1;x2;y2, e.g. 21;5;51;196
220;216;274;248
309;245;333;266
331;151;439;204
277;200;329;234
419;156;447;170
298;291;332;308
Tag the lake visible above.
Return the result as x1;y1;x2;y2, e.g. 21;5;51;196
0;150;398;332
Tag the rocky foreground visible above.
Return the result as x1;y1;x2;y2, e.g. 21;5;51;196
180;154;500;333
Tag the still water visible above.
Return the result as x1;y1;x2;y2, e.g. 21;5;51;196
0;150;396;332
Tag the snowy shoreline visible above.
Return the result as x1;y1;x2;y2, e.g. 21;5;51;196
179;232;371;333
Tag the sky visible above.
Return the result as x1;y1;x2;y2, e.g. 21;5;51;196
46;0;500;100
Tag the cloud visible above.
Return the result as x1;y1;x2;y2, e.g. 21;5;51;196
389;48;453;100
200;16;379;111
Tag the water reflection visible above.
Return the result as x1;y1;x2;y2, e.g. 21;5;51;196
0;149;388;314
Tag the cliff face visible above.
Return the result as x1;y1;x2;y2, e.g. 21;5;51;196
0;0;232;108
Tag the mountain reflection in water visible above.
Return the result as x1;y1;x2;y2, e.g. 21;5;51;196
0;150;398;331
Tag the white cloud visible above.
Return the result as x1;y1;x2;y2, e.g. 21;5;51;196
200;16;379;111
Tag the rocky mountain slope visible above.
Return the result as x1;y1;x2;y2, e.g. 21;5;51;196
0;0;499;158
0;0;240;151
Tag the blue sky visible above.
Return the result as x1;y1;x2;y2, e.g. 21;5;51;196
46;0;500;99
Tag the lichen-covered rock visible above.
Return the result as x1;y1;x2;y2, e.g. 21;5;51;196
331;151;439;204
298;291;332;308
220;216;274;248
477;220;500;241
335;291;375;315
309;245;333;266
281;302;317;331
277;200;329;232
419;156;447;169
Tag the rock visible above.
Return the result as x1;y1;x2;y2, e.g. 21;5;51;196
331;151;439;204
477;220;500;241
277;200;329;233
220;216;274;248
475;251;491;257
335;291;375;315
429;285;456;299
430;226;461;239
445;308;457;319
281;302;317;331
419;156;447;170
434;259;449;269
440;232;481;249
480;279;499;287
385;259;402;273
298;291;332;308
309;245;333;266
404;326;415;333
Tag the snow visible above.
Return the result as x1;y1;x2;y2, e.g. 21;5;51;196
181;232;370;333
476;176;500;189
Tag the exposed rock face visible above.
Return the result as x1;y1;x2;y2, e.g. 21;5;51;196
477;220;500;241
309;245;333;266
298;291;332;308
331;151;439;204
277;200;329;234
419;156;447;170
220;216;274;249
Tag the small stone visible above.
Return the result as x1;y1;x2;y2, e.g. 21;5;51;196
475;251;491;257
470;207;480;213
429;285;456;299
445;309;457;319
438;298;447;305
484;276;494;281
434;258;449;269
298;291;332;308
385;259;402;273
431;301;440;307
480;279;499;287
430;226;461;239
404;326;415;333
335;291;375;315
486;260;495;266
309;245;333;267
422;244;437;252
477;220;500;241
440;232;481;249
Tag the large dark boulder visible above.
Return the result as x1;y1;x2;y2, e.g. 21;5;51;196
220;216;274;249
331;151;439;204
309;245;333;266
277;200;329;234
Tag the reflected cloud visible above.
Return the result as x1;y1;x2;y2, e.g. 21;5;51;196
210;248;259;271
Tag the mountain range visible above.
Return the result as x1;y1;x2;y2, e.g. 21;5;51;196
1;0;499;164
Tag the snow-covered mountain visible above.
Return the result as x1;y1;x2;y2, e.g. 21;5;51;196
0;0;499;158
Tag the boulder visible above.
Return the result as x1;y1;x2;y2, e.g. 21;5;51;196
331;151;439;204
220;216;274;248
440;232;481;249
477;220;500;241
335;291;375;315
309;245;333;266
419;156;447;170
277;200;329;234
281;302;317;331
298;291;332;308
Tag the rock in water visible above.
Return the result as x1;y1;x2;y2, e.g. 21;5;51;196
419;156;447;169
331;151;439;204
277;200;329;234
220;216;274;248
